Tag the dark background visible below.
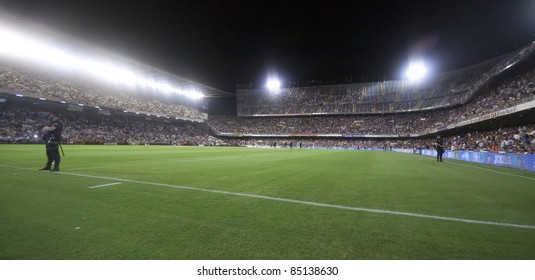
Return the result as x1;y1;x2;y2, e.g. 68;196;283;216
1;0;534;93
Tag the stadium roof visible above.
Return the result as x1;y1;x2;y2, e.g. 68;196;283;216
0;11;234;98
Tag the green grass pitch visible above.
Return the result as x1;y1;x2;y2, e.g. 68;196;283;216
1;145;534;259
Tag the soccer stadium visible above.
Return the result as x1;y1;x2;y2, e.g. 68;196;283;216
1;3;535;264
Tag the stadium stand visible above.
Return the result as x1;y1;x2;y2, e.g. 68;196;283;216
0;67;208;122
2;93;532;153
0;95;224;146
236;43;534;116
206;42;535;155
210;64;535;137
216;124;535;154
0;12;232;124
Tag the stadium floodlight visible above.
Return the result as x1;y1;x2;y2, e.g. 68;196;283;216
0;23;206;100
0;24;79;70
266;76;281;93
82;60;137;85
406;62;426;81
184;90;204;100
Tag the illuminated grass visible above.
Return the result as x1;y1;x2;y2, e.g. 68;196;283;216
1;145;534;259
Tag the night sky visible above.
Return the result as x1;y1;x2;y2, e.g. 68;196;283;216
1;0;534;93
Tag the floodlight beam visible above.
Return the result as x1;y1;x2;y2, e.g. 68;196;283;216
0;24;205;99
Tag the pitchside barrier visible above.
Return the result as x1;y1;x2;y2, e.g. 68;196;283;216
397;149;535;172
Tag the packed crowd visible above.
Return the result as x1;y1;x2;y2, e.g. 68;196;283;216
237;42;535;116
237;82;464;116
0;100;221;146
0;68;206;121
222;124;535;154
444;125;535;153
210;66;535;136
1;97;533;153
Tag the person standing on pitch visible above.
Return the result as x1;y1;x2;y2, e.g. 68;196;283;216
40;111;64;172
435;135;445;162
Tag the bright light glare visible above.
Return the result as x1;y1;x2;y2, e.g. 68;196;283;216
266;78;281;92
0;25;80;71
406;62;426;80
0;24;204;99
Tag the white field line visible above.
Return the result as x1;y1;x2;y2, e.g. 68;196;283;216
88;182;122;189
446;160;535;181
1;164;534;230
